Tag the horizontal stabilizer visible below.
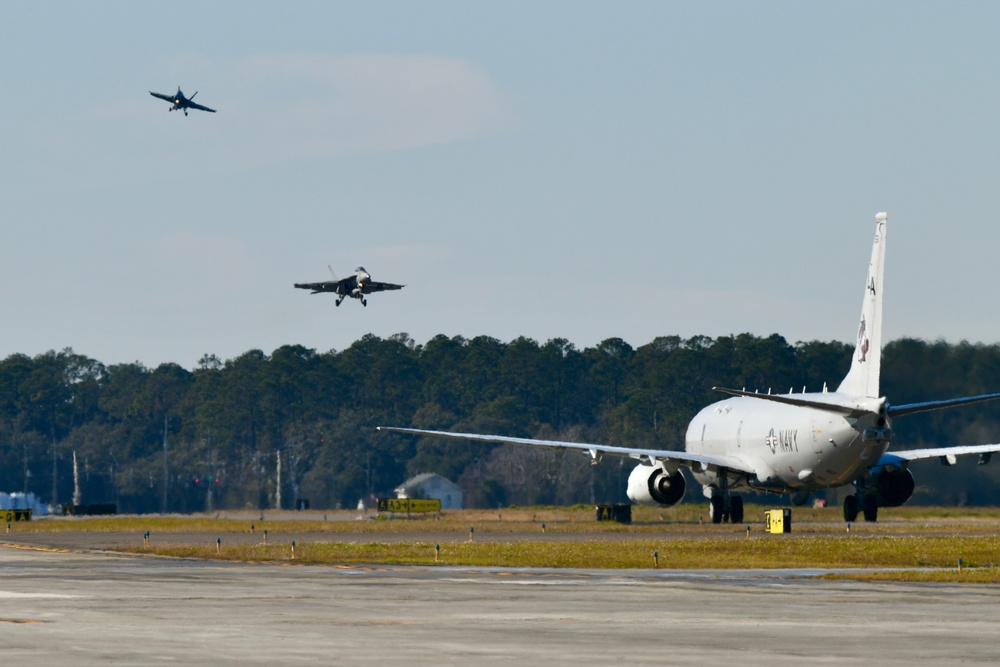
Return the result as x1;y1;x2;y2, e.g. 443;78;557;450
713;387;883;417
887;392;1000;417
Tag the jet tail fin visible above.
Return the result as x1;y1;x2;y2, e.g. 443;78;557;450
836;212;887;399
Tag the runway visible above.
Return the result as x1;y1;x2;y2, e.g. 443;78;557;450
1;543;999;665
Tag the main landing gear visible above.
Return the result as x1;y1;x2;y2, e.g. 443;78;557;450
843;482;878;522
707;467;744;524
709;494;744;524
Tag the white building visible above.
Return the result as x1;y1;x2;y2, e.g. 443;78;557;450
394;473;464;510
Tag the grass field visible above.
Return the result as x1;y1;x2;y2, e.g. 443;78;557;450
7;504;1000;582
17;503;1000;532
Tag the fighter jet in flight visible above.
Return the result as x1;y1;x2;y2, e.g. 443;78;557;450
149;87;217;116
294;266;404;307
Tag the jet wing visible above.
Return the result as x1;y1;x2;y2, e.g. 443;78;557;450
879;443;1000;465
359;281;404;294
187;100;216;113
294;280;342;294
376;426;754;473
149;91;174;102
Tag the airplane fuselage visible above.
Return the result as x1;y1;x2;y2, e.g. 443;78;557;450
337;273;367;299
685;394;888;494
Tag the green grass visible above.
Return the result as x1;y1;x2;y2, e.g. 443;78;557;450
16;503;1000;535
112;535;1000;574
11;505;1000;582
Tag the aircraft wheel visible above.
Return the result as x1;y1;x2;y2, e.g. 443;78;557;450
863;495;878;522
730;496;744;524
843;495;859;522
709;495;724;524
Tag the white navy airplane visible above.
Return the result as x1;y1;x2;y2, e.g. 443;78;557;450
380;213;1000;522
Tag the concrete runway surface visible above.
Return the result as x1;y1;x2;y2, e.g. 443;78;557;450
1;544;999;666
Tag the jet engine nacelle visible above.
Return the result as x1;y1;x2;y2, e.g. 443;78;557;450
873;467;915;507
626;463;687;507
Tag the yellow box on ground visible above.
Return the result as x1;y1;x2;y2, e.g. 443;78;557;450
764;508;791;533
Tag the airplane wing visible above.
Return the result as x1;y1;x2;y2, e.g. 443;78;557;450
187;100;216;113
359;281;404;294
149;91;174;102
376;426;754;473
879;443;1000;465
294;280;341;294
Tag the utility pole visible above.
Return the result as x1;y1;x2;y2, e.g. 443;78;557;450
275;450;282;510
72;450;81;506
22;438;28;495
161;414;168;514
205;429;213;513
288;439;300;511
51;436;58;508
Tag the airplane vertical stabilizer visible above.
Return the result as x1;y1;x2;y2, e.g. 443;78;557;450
836;212;887;399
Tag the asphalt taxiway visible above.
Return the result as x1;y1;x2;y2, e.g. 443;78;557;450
2;542;1000;665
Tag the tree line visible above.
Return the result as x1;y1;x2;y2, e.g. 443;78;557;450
1;333;999;513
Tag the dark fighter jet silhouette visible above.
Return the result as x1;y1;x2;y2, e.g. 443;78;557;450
149;87;216;116
294;266;404;307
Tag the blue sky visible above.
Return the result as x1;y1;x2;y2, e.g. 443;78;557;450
3;2;1000;368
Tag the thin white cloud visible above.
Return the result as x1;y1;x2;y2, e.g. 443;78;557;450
226;53;514;162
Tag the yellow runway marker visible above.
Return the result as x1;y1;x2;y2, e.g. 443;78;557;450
0;543;72;554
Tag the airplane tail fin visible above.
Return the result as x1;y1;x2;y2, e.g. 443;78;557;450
836;212;887;399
